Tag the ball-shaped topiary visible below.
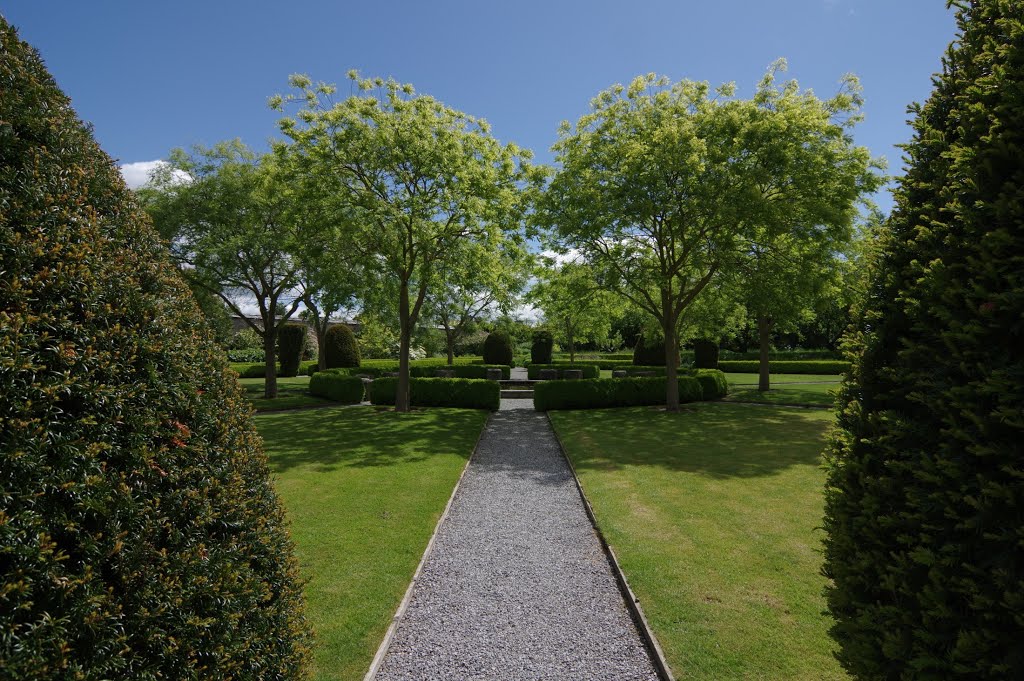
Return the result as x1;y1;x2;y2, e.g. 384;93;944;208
531;330;554;364
277;323;307;377
692;339;719;369
0;19;310;678
482;330;514;366
823;3;1024;677
324;323;360;368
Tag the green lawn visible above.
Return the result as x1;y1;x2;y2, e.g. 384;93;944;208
549;403;845;680
255;406;489;680
724;382;839;407
239;375;332;411
724;372;841;385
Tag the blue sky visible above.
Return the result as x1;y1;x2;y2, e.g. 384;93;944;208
6;1;956;213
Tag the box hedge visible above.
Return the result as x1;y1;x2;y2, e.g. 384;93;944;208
693;369;729;400
527;364;601;379
717;360;851;374
231;361;317;378
324;324;360;368
277;323;306;377
613;365;669;376
0;19;310;678
308;372;365;403
369;377;500;410
482;330;514;365
531;329;554;364
534;376;703;410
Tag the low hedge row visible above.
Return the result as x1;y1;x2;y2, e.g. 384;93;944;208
717;360;851;374
231;361;318;379
613;365;668;376
693;369;729;399
534;376;704;411
719;349;841;361
369;377;500;410
527;364;602;379
363;357;480;368
528;359;622;370
315;364;510;380
308;373;365;403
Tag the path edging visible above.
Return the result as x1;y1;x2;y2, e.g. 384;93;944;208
547;414;677;681
363;411;492;681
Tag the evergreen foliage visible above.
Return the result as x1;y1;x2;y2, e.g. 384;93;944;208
369;377;500;410
482;330;514;365
531;329;554;364
823;3;1024;677
533;376;703;411
693;339;720;369
324;324;360;368
0;19;310;678
277;323;307;377
308;373;365;403
633;334;671;366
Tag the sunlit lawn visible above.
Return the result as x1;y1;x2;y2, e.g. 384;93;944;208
724;372;841;385
724;382;839;407
549;403;845;680
239;375;331;411
256;406;489;680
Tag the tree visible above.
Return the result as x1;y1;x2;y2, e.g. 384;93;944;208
529;258;618;363
0;18;310;676
141;142;304;398
823;2;1024;676
275;73;538;411
543;65;880;410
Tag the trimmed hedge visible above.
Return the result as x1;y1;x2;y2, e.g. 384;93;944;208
308;372;365;403
482;330;514;365
633;335;672;366
231;361;317;379
534;376;703;411
324;324;360;368
693;339;719;369
693;369;728;400
278;323;306;377
613;365;668;376
527;364;601;379
719;349;841;361
0;19;310;678
525;358;623;370
531;329;554;364
717;360;851;375
319;364;510;379
369;377;499;410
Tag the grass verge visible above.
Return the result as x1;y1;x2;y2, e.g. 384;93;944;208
256;406;489;680
239;375;332;411
549;403;845;680
724;382;838;407
724;372;841;385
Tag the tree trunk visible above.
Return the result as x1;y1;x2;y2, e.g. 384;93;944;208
663;295;680;412
567;330;576;364
396;281;412;413
263;328;278;399
445;324;455;366
758;315;771;392
316;319;328;371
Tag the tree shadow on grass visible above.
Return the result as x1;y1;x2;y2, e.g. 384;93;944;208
255;406;487;473
551;403;834;480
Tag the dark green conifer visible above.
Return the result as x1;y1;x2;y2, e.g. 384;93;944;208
823;2;1024;677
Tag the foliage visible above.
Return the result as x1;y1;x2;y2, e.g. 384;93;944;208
369;377;500;410
324;324;361;368
534;376;703;411
278;323;307;377
692;369;729;400
0;19;310;678
526;364;602;379
531;329;555;364
482;330;514;365
308;373;365;403
823;3;1024;677
693;339;719;369
633;334;672;366
718;360;849;375
528;258;618;362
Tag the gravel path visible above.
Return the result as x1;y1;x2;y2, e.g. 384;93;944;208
374;408;659;681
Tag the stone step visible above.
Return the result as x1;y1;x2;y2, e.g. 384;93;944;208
501;390;534;399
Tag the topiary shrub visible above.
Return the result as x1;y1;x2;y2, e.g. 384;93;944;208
308;373;365;403
0;20;310;678
526;364;601;380
531;330;554;364
633;334;671;366
692;369;728;400
277;323;306;378
324;323;360;368
823;3;1024;677
482;330;514;366
533;376;702;411
693;339;719;369
717;360;850;374
369;377;500;410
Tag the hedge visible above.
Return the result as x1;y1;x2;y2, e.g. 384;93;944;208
527;364;601;379
534;376;703;411
369;377;500;410
0;19;310;677
278;323;306;377
231;361;317;379
719;349;842;361
482;330;514;365
319;364;510;379
717;360;851;375
613;365;668;376
531;330;554;364
693;369;729;400
308;373;365;403
324;324;360;368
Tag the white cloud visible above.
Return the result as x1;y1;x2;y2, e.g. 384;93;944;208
539;248;583;267
119;160;191;189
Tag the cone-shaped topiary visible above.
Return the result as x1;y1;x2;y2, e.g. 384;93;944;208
531;329;554;364
823;3;1024;677
324;323;360;368
482;330;513;365
278;323;306;377
0;19;310;678
692;339;719;369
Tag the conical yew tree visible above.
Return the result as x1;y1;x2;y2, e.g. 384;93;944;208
0;18;310;678
822;1;1023;677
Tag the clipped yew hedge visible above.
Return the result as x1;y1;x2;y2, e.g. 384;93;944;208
482;330;514;366
534;376;703;411
531;329;554;364
369;377;499;410
693;369;729;400
277;323;306;377
308;372;365;403
0;19;310;678
717;360;850;374
324;323;360;368
527;364;601;379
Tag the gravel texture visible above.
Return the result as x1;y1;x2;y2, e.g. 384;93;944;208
374;409;659;681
